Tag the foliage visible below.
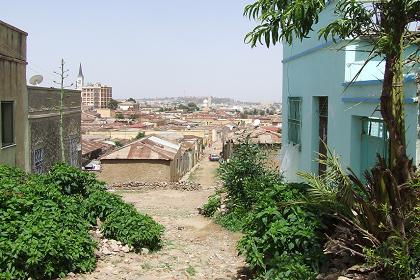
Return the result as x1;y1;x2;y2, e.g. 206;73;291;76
217;137;282;210
126;98;136;103
46;163;103;197
238;184;323;280
0;168;96;280
107;99;119;110
300;149;420;279
0;163;164;279
101;203;164;251
178;102;199;112
214;207;250;232
202;193;221;217
115;113;124;119
135;131;145;139
114;140;123;147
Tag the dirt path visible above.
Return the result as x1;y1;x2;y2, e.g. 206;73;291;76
74;145;247;280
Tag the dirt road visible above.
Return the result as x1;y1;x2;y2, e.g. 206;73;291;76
74;146;247;280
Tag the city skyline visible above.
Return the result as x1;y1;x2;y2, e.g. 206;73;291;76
1;1;283;102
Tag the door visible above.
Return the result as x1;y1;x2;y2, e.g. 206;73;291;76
361;118;388;173
318;97;328;175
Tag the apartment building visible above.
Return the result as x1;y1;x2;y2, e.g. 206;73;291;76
81;83;112;109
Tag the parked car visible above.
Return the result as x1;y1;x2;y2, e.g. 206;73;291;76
208;154;220;162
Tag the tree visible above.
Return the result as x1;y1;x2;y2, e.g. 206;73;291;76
126;98;136;103
53;59;72;162
107;99;119;110
115;113;124;120
244;0;419;185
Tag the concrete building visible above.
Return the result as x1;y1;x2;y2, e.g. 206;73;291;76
81;83;112;109
280;2;419;181
27;86;82;173
0;20;30;170
99;135;186;184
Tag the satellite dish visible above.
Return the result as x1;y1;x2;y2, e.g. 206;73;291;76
29;75;43;86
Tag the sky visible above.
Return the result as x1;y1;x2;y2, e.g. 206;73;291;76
1;1;283;102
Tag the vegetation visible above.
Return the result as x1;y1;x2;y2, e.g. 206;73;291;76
0;164;163;280
126;97;136;103
107;99;119;110
203;140;419;279
115;113;124;119
203;141;323;278
135;131;145;139
178;102;199;112
299;150;420;279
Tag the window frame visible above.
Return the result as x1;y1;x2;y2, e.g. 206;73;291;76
287;97;302;146
1;101;15;148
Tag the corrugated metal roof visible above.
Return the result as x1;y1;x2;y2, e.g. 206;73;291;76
101;135;180;161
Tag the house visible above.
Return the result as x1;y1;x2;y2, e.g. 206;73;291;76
99;135;187;184
0;20;30;170
27;86;82;173
0;20;83;173
280;3;419;181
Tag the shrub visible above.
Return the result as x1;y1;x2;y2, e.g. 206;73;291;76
0;163;164;279
101;205;164;251
0;174;96;280
238;184;323;279
135;131;145;139
213;207;250;232
202;193;221;217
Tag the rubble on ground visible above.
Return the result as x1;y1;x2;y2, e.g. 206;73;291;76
108;181;202;191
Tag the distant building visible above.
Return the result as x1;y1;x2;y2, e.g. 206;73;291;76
0;20;30;170
99;135;186;184
118;100;139;111
75;63;84;90
81;83;112;109
28;86;82;173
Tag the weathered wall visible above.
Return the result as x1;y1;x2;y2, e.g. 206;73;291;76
28;86;81;172
0;21;29;170
98;159;171;184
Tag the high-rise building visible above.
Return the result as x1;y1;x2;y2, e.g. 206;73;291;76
81;83;112;109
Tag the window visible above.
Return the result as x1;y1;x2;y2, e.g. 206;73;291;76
288;97;302;145
1;101;14;147
33;148;44;173
69;136;79;167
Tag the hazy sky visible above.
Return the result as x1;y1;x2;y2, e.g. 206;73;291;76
1;1;282;102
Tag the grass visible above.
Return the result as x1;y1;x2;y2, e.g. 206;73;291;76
186;265;196;276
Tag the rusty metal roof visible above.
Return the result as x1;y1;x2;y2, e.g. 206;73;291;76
101;135;180;161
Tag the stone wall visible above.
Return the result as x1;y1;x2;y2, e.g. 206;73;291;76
28;86;81;172
98;159;172;184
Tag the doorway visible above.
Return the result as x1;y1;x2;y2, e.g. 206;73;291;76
318;97;328;175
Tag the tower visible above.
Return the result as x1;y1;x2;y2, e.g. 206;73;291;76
76;63;84;90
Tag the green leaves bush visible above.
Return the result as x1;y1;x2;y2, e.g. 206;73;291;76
202;193;221;217
205;140;324;279
0;164;164;280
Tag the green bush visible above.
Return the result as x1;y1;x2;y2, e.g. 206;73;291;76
238;184;323;279
0;172;96;280
202;193;221;217
101;205;164;251
214;207;250;232
0;163;164;280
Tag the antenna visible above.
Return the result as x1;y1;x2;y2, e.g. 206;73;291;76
29;75;44;86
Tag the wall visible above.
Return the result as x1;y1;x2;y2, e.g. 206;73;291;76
98;159;171;184
281;4;418;180
28;86;81;172
0;21;29;170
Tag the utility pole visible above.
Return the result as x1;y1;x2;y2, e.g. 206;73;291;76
53;59;72;162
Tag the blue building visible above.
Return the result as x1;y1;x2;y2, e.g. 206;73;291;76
280;3;419;181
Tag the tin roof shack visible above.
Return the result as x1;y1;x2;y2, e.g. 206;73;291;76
0;21;30;170
27;86;82;173
99;135;184;184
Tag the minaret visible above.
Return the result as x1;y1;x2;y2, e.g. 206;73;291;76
76;63;84;90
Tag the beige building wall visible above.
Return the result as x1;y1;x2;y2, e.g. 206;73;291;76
0;21;29;170
98;159;171;184
81;84;112;109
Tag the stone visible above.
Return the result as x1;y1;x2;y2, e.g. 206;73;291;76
101;247;112;255
141;248;149;254
121;245;130;253
337;277;352;280
67;272;76;277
